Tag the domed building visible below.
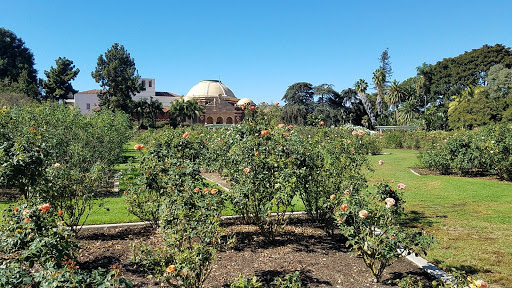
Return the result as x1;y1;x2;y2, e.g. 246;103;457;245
184;80;250;125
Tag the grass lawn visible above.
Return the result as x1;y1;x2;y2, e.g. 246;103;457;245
369;149;512;286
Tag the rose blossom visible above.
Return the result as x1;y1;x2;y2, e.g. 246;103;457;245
182;131;191;138
54;163;61;168
166;265;176;273
397;183;406;190
340;204;349;212
287;125;293;129
39;203;50;213
379;160;384;165
344;189;351;195
358;210;369;218
330;194;336;201
385;198;396;208
244;168;251;174
261;130;269;136
277;124;285;128
352;130;358;136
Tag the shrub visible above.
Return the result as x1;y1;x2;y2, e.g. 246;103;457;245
0;202;129;287
130;185;225;288
334;182;433;282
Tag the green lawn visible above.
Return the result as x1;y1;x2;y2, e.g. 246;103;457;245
369;149;512;286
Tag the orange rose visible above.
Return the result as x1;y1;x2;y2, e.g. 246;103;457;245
261;130;269;136
40;203;50;214
358;210;369;218
340;204;348;212
319;121;324;126
194;187;200;193
244;168;251;174
211;189;218;195
284;132;290;137
182;131;191;138
166;265;176;273
58;210;63;216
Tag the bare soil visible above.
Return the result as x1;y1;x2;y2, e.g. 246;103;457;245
76;216;435;287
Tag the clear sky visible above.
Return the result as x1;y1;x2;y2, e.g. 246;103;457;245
2;0;511;104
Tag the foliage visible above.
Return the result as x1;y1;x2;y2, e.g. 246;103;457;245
355;79;376;127
448;86;493;129
129;180;225;287
282;82;315;105
0;28;39;98
92;43;142;113
334;182;433;282
124;128;207;227
0;202;129;287
41;57;80;101
169;99;205;126
228;272;303;288
0;103;132;231
223;124;298;240
418;125;512;180
428;44;512;103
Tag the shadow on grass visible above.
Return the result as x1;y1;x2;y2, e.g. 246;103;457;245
401;210;438;228
431;261;493;275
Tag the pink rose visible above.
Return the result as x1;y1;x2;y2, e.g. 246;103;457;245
385;198;395;208
397;183;406;190
379;160;384;165
358;210;369;218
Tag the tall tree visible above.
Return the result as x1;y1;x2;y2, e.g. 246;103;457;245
41;57;80;101
379;48;393;83
0;28;39;98
428;44;512;103
372;68;386;116
91;43;141;113
416;62;434;109
386;80;405;124
314;83;338;105
355;79;376;127
282;82;315;105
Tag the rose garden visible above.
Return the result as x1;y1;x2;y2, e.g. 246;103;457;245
1;103;510;287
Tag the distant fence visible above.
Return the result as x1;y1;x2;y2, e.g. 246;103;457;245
375;126;417;133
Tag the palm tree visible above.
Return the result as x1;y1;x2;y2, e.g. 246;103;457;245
386;80;404;124
133;99;149;128
398;100;419;125
372;68;386;116
147;97;163;128
355;79;376;127
170;99;205;125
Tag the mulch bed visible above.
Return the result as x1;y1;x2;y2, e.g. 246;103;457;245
76;216;435;287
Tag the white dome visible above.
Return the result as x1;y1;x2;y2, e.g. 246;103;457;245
236;98;254;106
185;80;235;98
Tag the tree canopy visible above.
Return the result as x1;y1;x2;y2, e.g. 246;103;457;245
41;57;80;101
0;28;39;98
428;44;512;102
92;43;141;113
282;82;315;105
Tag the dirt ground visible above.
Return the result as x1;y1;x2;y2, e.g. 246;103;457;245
76;216;435;287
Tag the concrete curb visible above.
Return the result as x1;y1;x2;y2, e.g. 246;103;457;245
409;168;422;176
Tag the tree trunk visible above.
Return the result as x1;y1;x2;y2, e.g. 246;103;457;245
360;92;377;127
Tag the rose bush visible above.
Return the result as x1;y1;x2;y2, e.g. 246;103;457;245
0;202;129;287
333;182;433;282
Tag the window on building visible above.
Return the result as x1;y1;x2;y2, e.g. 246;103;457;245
149;80;152;87
142;80;146;87
86;103;91;110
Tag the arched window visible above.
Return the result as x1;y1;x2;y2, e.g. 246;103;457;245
206;117;214;124
216;117;223;124
226;117;233;124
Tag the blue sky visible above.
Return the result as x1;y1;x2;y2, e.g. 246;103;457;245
2;0;511;104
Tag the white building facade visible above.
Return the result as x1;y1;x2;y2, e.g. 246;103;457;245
71;78;181;114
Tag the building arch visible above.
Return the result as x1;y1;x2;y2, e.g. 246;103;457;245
226;117;233;124
206;116;214;124
216;117;223;124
